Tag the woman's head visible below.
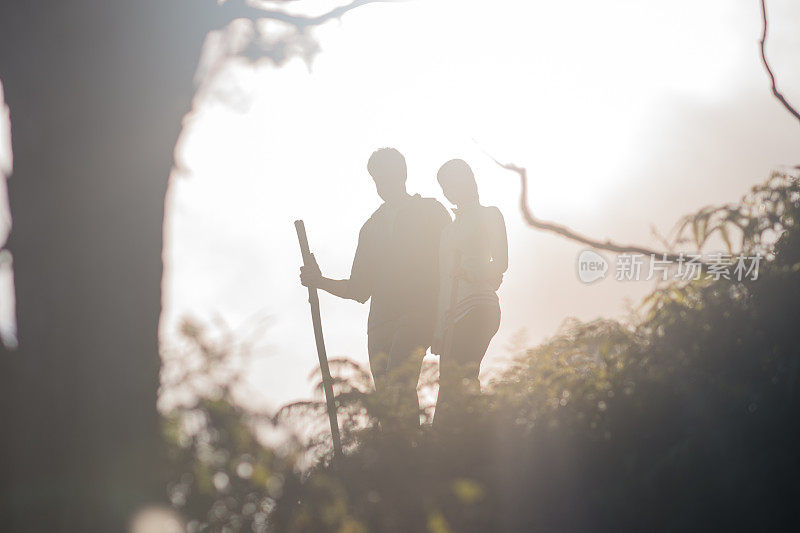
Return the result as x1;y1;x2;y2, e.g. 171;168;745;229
437;159;478;206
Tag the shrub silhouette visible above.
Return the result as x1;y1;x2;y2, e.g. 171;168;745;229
164;171;800;532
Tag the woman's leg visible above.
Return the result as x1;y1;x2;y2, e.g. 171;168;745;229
435;305;500;426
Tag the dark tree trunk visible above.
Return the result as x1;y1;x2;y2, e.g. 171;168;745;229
0;1;224;529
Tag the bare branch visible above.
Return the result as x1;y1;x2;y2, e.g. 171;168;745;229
216;0;399;29
487;154;688;263
759;0;800;124
487;2;798;266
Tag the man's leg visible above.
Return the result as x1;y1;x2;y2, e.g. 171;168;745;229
367;325;394;426
384;324;428;430
367;321;428;431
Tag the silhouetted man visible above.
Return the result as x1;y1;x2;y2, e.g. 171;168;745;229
300;148;450;430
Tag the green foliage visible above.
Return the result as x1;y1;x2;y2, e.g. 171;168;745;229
161;319;300;533
164;171;800;531
673;170;800;254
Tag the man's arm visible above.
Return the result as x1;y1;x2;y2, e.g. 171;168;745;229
300;260;353;300
299;222;372;303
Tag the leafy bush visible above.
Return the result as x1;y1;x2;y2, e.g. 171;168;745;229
164;171;800;532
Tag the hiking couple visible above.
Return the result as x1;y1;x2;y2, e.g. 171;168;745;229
300;148;508;429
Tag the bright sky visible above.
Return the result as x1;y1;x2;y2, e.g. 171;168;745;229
3;0;799;411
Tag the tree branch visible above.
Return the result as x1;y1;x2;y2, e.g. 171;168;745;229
489;2;798;264
215;0;399;29
759;0;800;124
487;154;688;263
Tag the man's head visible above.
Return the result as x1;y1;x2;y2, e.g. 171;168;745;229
367;147;407;202
437;158;478;206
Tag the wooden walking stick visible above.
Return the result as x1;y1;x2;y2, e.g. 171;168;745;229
294;220;343;459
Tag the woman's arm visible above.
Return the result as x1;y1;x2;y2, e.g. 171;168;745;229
487;207;508;288
489;207;508;272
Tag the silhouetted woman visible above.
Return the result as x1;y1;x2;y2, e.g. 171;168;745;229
432;159;508;425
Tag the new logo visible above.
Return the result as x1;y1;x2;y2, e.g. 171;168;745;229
577;249;608;283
